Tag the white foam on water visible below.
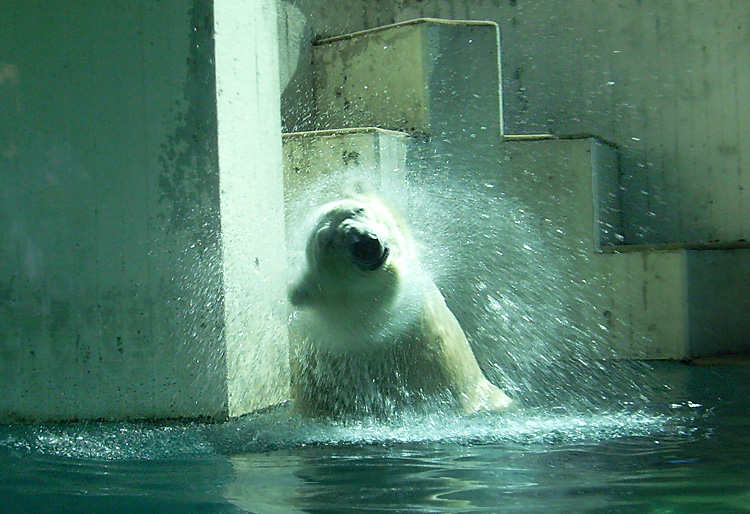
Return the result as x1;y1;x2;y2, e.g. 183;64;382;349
0;399;706;460
0;422;214;461
207;401;702;455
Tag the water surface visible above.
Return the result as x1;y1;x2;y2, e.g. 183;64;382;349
1;363;748;513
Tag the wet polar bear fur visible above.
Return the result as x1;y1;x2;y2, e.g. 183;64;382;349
288;196;513;418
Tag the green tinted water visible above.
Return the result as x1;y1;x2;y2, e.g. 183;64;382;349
2;364;748;514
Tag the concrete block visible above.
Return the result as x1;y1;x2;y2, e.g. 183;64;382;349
497;136;750;359
313;19;502;142
495;136;663;357
498;135;623;252
600;248;750;359
282;127;411;200
599;250;691;359
494;137;686;358
686;249;750;356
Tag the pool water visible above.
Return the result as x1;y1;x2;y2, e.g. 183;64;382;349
1;363;748;514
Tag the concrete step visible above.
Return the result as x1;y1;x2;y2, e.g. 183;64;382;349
312;18;502;142
602;248;750;359
282;127;411;201
497;135;750;359
499;134;623;250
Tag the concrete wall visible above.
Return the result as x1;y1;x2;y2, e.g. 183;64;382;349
0;0;289;421
282;0;750;247
277;4;750;360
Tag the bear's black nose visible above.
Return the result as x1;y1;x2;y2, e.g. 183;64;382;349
350;231;389;271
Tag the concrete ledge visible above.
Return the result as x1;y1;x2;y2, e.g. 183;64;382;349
601;240;750;253
313;18;502;139
283;127;408;138
315;17;499;45
503;133;617;147
687;354;750;366
499;136;623;251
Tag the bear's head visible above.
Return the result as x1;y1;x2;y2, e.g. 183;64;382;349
289;197;414;310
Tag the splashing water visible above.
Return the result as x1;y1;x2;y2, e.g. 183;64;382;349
0;157;676;469
208;402;698;455
0;401;699;461
285;162;660;418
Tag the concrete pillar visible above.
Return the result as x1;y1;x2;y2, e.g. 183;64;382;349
0;0;288;422
214;0;290;418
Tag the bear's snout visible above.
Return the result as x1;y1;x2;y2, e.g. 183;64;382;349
348;227;390;271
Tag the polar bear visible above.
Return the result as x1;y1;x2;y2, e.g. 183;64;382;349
288;195;513;418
